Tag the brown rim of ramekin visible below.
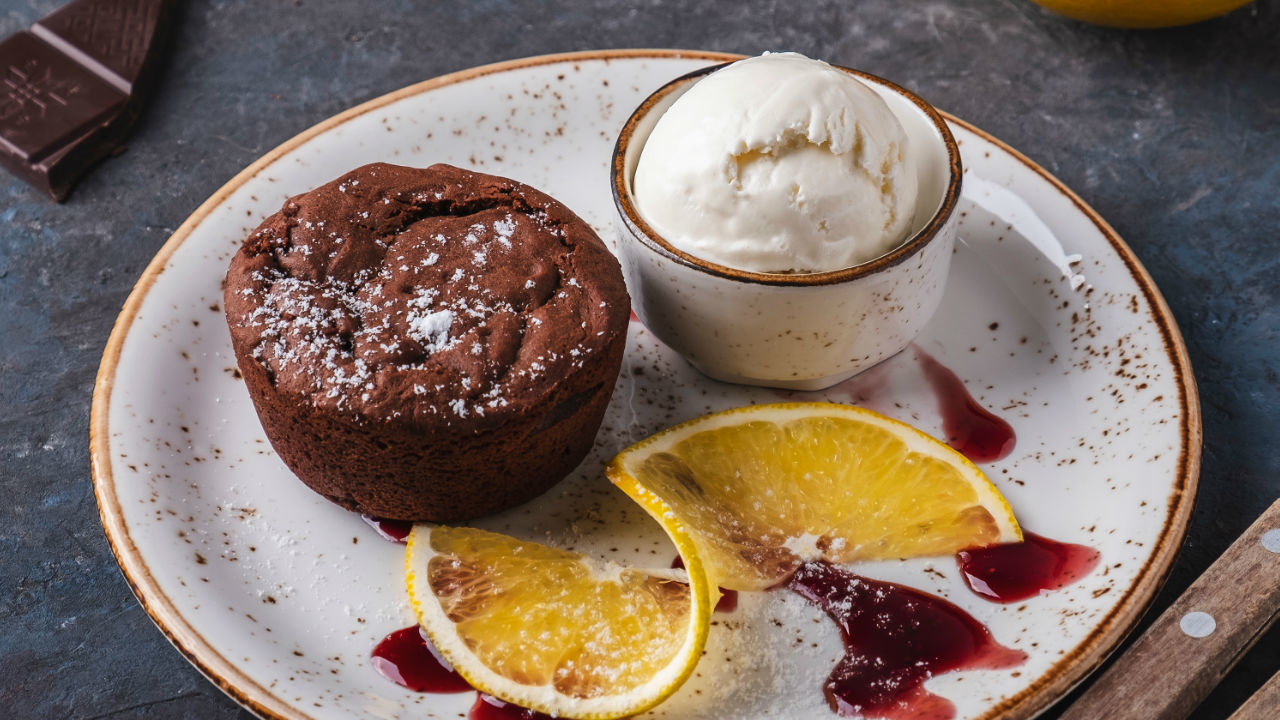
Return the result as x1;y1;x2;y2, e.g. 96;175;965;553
611;61;964;287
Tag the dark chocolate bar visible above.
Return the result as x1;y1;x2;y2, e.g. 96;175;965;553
0;0;174;201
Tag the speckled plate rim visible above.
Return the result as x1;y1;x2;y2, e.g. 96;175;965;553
90;49;1201;720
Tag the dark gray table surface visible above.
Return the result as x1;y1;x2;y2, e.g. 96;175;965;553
2;1;1277;718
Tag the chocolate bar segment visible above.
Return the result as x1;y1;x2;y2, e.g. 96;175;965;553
34;0;168;92
0;33;126;162
0;0;173;201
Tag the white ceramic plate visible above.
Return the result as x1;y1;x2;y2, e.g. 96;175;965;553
92;50;1199;720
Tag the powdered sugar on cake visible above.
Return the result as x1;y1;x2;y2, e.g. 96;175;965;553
229;166;624;425
406;308;456;353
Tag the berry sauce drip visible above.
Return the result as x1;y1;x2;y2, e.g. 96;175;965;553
370;626;472;693
372;627;570;718
913;347;1016;463
362;514;412;543
672;555;738;613
957;531;1101;603
714;587;739;613
470;693;560;720
787;561;1026;720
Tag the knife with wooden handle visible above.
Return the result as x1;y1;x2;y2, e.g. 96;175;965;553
1059;498;1280;720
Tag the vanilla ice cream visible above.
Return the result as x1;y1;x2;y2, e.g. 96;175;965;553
633;53;919;273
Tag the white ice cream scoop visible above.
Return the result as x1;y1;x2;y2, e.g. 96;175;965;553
612;56;962;390
632;52;919;274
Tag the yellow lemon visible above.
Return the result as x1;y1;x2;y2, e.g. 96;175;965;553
607;403;1021;590
405;522;713;719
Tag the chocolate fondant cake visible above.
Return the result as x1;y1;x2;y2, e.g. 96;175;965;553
224;163;630;522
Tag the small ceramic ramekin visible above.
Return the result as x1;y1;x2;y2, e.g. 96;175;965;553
611;62;963;391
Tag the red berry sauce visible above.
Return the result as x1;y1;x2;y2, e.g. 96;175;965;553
671;555;738;613
913;347;1016;463
713;588;739;613
370;626;471;693
957;531;1101;603
787;561;1027;719
361;514;412;543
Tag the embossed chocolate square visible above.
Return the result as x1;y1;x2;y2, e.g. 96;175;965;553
0;32;126;161
0;0;173;201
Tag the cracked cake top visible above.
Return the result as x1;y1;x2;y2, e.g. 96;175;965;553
224;162;629;428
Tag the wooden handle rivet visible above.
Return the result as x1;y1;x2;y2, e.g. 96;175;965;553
1179;611;1217;638
1262;529;1280;553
